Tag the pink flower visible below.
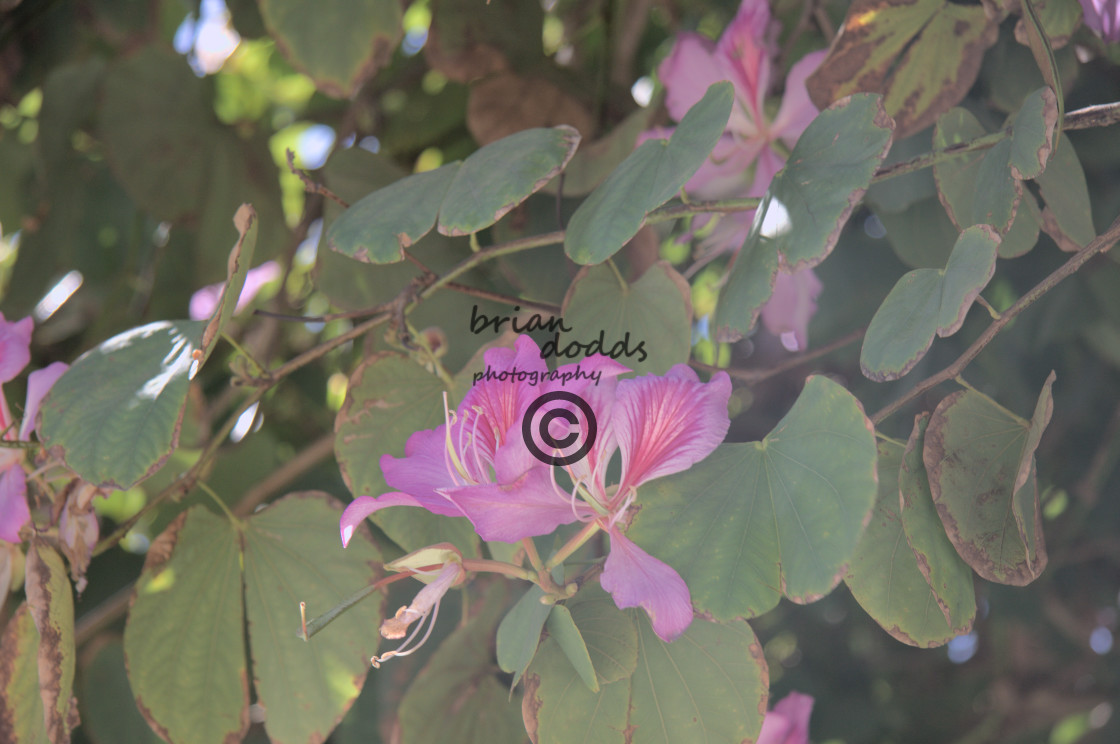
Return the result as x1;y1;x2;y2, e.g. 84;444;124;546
340;336;731;642
0;312;68;544
373;561;464;668
188;260;281;321
1080;0;1120;41
757;691;814;744
651;0;826;349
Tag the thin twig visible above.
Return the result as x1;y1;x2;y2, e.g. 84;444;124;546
285;148;349;209
871;213;1120;425
691;327;865;384
443;283;562;316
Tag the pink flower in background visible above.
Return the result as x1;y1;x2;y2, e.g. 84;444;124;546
1080;0;1120;41
757;691;814;744
652;0;826;350
188;260;281;321
0;313;68;544
341;335;731;642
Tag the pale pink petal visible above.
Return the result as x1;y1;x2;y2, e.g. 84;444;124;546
20;362;68;441
771;50;827;148
448;469;583;543
757;691;815;744
760;266;823;352
0;467;29;543
686;134;763;199
601;529;693;642
340;493;430;547
381;427;463;506
715;0;774;127
0;313;33;384
1080;0;1120;42
748;147;786;198
188;261;281;321
659;33;727;124
614;366;732;492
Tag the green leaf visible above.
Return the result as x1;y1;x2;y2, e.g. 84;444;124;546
327;165;459;264
1036;135;1095;250
243;492;383;744
876;198;959;269
396;582;525;744
438;126;581;236
496;584;552;688
124;507;249;744
628;614;768;744
844;443;963;647
922;374;1054;585
1008;88;1059;180
564;82;733;265
78;639;163;744
542;107;655;196
0;604;50;744
258;0;401;97
999;191;1042;259
24;542;77;743
1015;0;1083;48
39;320;207;490
860;225;1000;381
198;204;258;366
545;605;598;692
333;352;480;555
628;376;879;618
556;261;691;375
900;414;977;634
716;93;894;337
562;584;638;684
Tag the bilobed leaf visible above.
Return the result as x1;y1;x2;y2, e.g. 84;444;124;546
496;584;552;688
900;414;977;635
334;352;480;555
24;542;77;744
716;94;893;337
557;261;692;375
39;320;207;490
860;225;1000;381
243;492;383;744
124;508;248;744
1036;135;1095;250
198;204;258;365
923;375;1054;585
396;582;525;744
627;376;878;618
0;604;50;744
438;126;580;236
629;614;768;744
1008;88;1058;179
545;605;598;692
327;165;459;264
258;0;401;97
844;443;963;647
806;0;998;138
564;82;732;265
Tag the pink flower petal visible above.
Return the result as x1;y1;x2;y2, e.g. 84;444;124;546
760;266;823;352
757;691;815;744
659;33;727;124
188;261;281;321
614;366;732;493
715;0;774;127
448;468;583;543
340;493;429;547
771;50;827;148
1080;0;1120;42
601;528;693;642
0;467;29;543
0;313;33;384
20;362;68;441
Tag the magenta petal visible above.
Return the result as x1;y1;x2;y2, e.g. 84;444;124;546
757;691;815;744
1080;0;1120;42
0;467;30;543
715;0;773;127
0;313;33;384
659;33;728;123
340;493;426;547
601;529;693;642
760;266;823;352
381;428;480;516
448;468;581;542
771;50;827;148
614;366;732;492
21;362;68;441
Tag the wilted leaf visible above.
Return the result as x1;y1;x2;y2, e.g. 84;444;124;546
24;542;77;744
467;72;595;145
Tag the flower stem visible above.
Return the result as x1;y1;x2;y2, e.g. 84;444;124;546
461;558;536;582
545;521;602;571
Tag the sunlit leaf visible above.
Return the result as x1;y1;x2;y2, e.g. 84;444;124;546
244;492;383;744
39;320;207;490
861;225;1000;381
124;508;249;744
628;376;878;618
564;82;733;265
